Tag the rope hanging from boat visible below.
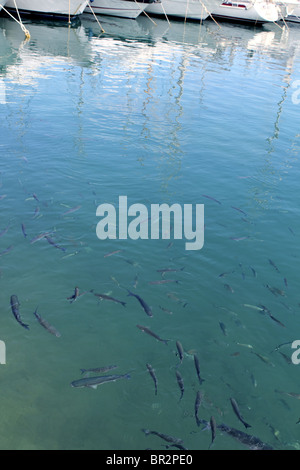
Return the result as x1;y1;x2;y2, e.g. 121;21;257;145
2;1;30;39
133;0;158;25
199;0;221;28
87;1;106;33
158;1;171;25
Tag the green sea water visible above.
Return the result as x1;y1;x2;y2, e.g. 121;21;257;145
0;13;300;450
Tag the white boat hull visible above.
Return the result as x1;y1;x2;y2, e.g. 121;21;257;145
211;0;280;23
0;1;8;13
84;0;148;19
285;3;300;21
145;0;221;20
4;0;89;19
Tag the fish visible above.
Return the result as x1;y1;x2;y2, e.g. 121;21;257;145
218;271;234;278
243;304;264;312
123;258;140;267
175;369;184;401
224;283;234;293
268;314;285;328
0;225;9;237
127;290;152;317
202;194;221;205
137;325;169;346
250;374;257;388
194;354;205;385
146;363;158;395
231;206;247;216
62;205;82;216
33;308;61;337
21;223;27;238
176;340;184;365
10;295;30;330
45;236;66;252
275;390;300;400
30;232;52;244
166;292;187;307
249;266;257;277
265;285;285;297
230;236;250;241
71;373;131;389
141;429;185;448
148;279;180;285
32;206;40;219
219;321;227;336
230;398;251;429
157;267;185;276
268;258;280;272
271;341;293;353
237;342;253;349
159;305;173;315
104;250;122;258
195;391;203;427
217;423;273;450
279;352;292;365
251;351;274;366
0;245;13;257
67;287;80;303
133;274;138;289
80;365;118;375
111;276;120;287
209;416;217;449
93;291;126;307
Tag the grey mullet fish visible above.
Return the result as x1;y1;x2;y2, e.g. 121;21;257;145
10;295;30;330
230;397;251;429
137;325;169;345
195;391;203;427
92;291;126;307
127;290;153;317
80;365;118;375
146;363;158;395
175;369;184;401
209;416;217;449
142;429;186;450
194;354;205;384
176;340;184;366
198;419;273;450
71;373;131;389
33;308;61;337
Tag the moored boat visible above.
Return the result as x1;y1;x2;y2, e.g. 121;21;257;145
145;0;222;21
4;0;89;21
0;1;8;13
85;0;154;19
282;0;300;21
211;0;281;23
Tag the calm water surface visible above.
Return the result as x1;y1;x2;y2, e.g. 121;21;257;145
0;13;300;450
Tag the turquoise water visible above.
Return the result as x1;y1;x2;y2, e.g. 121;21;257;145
1;13;300;450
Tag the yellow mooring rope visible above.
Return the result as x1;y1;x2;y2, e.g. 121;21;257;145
2;0;30;39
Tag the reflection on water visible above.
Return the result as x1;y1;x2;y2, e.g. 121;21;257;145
0;14;300;450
